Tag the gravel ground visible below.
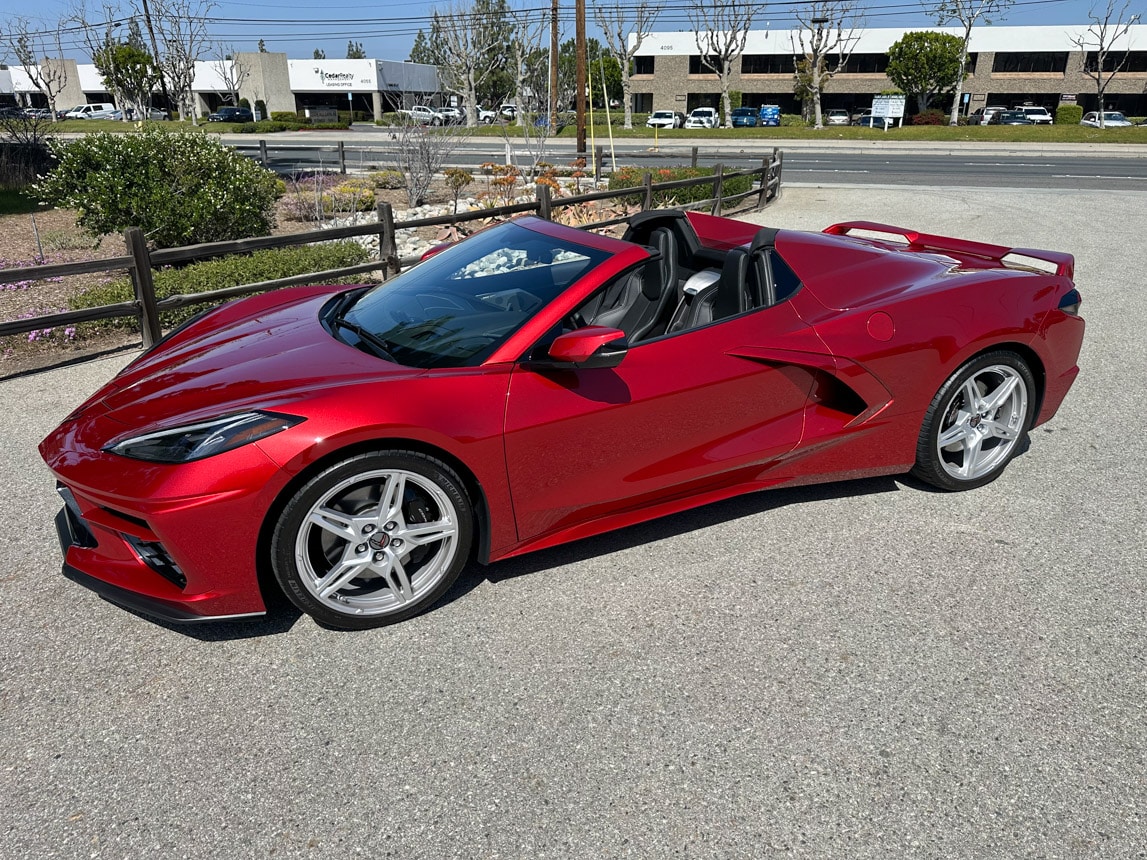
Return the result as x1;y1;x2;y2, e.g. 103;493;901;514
0;183;1143;859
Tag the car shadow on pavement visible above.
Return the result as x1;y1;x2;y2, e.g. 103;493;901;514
441;473;904;607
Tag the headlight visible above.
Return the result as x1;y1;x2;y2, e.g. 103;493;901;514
106;411;304;463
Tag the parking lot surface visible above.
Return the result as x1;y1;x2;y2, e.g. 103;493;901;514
2;184;1143;858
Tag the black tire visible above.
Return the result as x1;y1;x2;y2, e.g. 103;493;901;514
911;351;1036;492
271;450;473;629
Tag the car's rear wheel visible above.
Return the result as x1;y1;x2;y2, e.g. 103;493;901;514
912;351;1036;491
271;451;473;629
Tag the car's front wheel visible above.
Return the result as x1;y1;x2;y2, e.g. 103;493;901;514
271;450;473;629
912;351;1036;491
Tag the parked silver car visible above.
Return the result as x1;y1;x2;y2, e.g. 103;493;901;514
1080;111;1133;128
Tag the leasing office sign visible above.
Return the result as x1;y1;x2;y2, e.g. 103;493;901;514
288;60;377;91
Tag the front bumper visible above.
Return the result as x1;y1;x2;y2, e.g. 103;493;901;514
53;496;266;624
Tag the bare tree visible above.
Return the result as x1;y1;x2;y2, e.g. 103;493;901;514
928;0;1014;125
688;0;755;128
212;44;251;106
151;0;217;124
3;18;71;121
791;1;862;129
508;10;546;127
594;1;660;129
388;116;470;206
427;1;511;127
1071;0;1142;127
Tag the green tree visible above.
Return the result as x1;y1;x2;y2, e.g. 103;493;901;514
91;22;160;121
36;127;280;248
409;30;433;64
257;39;267;52
346;40;366;59
313;48;326;60
886;31;965;112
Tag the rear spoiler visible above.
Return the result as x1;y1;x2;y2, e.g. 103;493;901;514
823;220;1074;280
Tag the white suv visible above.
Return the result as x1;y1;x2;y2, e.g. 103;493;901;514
684;107;718;129
1016;105;1054;124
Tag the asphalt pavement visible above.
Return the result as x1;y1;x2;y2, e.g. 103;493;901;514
1;183;1144;859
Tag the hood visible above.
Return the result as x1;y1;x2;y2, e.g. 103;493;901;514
94;286;423;427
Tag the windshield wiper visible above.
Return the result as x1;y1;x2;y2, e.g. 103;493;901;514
331;316;399;364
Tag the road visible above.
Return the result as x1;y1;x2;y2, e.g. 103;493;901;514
2;183;1144;858
226;132;1147;190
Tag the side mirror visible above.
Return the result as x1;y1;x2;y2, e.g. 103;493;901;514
530;326;628;370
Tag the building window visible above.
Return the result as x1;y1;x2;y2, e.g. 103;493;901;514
686;93;721;112
992;52;1068;73
1085;50;1147;73
632;92;653;112
633;56;654;76
689;55;725;75
741;54;796;75
840;53;889;74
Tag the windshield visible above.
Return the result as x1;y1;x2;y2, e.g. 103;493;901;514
331;220;609;369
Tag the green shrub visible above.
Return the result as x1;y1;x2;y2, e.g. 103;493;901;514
271;111;299;122
1056;104;1083;125
70;241;372;329
235;120;297;133
780;114;807;126
608;165;753;207
238;97;251;109
254;99;267;119
36;127;280;248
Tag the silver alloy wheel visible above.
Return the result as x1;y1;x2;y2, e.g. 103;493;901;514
935;364;1029;481
293;468;460;618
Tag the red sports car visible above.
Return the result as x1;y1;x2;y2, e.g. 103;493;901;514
40;211;1084;629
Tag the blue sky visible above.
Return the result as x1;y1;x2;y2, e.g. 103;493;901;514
1;0;1137;64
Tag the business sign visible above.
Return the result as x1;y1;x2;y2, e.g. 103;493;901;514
288;60;377;92
871;94;906;119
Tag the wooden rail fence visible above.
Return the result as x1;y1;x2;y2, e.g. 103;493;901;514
1;150;782;348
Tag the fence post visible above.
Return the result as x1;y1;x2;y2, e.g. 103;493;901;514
124;227;161;348
772;148;784;200
536;183;552;220
642;172;654;211
757;157;770;209
378;201;400;277
594;145;604;183
259;139;268;166
338;141;346;174
691;146;698;168
712;163;724;216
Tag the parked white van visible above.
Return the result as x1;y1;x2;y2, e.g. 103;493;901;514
63;103;120;120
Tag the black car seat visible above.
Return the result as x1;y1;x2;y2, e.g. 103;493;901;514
622;210;703;273
584;227;678;342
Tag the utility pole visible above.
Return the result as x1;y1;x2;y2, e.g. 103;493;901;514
575;0;586;153
550;0;559;131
